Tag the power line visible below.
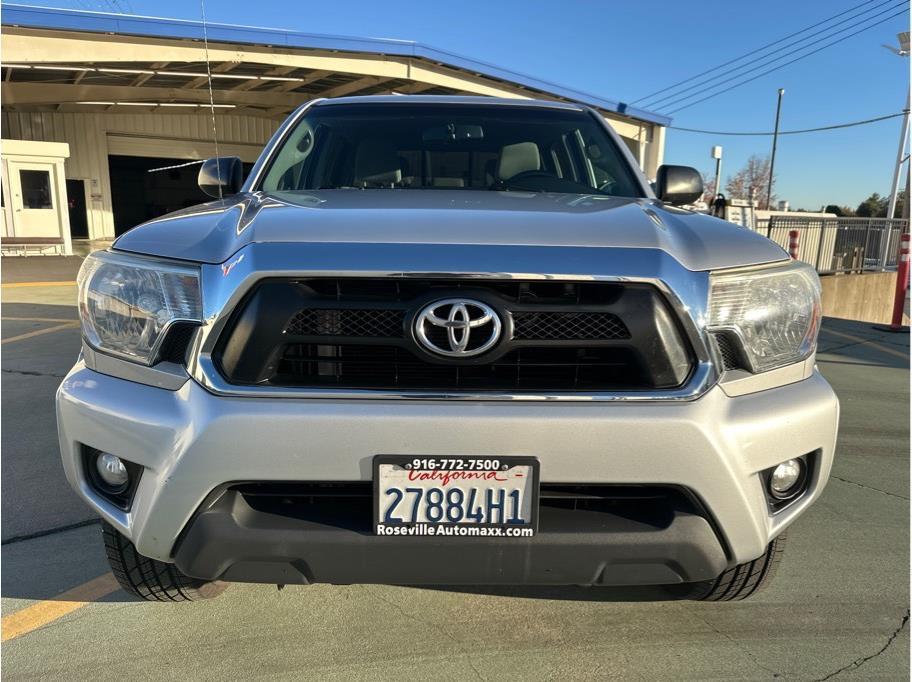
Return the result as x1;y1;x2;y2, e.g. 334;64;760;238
653;1;906;112
666;7;910;115
633;0;882;105
643;0;900;109
669;111;907;135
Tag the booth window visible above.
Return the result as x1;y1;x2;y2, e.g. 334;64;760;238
20;170;53;209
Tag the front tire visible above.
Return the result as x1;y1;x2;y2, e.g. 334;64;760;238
102;521;227;601
690;534;787;601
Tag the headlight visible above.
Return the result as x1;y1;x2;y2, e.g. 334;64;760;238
708;261;821;373
77;251;201;365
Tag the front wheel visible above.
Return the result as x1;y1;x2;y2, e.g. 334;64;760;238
689;534;787;601
102;521;227;602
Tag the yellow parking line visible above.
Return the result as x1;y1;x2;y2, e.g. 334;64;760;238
1;281;76;288
1;573;119;642
1;322;79;345
823;328;910;360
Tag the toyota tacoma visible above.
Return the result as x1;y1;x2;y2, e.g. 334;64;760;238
57;96;839;601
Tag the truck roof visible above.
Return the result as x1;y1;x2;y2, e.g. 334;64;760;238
314;95;589;111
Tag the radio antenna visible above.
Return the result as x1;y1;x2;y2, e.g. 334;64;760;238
199;0;222;199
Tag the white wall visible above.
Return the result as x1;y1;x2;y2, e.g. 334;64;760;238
1;111;278;240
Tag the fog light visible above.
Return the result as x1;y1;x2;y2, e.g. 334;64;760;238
769;458;804;498
95;452;129;492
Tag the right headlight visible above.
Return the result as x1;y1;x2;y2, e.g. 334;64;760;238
708;261;821;373
77;250;202;365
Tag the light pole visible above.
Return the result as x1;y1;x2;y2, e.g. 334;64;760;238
711;145;723;199
887;32;910;219
767;88;785;211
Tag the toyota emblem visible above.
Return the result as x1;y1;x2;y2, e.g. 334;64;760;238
414;298;502;357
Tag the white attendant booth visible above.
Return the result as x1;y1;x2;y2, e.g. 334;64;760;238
1;140;72;256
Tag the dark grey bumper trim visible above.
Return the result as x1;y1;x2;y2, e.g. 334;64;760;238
173;489;729;586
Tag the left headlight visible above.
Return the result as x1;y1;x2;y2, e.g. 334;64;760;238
77;251;201;365
708;261;821;373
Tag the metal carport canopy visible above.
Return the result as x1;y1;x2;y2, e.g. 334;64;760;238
0;3;669;127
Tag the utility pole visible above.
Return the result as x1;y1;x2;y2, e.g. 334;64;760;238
887;89;910;218
887;32;910;219
767;88;785;211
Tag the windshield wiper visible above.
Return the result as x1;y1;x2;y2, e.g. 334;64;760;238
490;182;541;193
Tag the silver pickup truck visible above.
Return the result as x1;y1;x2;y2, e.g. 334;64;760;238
57;96;839;602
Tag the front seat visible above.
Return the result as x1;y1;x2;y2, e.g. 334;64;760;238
354;139;402;187
496;142;541;181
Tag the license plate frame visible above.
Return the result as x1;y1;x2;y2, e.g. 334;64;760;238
372;455;540;536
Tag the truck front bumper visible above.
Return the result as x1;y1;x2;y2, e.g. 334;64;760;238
57;363;839;586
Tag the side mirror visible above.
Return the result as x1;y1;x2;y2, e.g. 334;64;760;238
655;165;703;206
198;156;243;198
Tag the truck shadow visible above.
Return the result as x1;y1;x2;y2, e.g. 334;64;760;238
415;583;695;602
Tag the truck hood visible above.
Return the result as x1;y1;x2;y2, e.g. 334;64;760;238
113;189;786;271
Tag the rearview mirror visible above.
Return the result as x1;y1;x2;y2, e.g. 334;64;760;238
655;165;703;206
422;124;484;142
198;156;243;198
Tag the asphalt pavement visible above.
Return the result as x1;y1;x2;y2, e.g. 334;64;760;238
1;266;908;680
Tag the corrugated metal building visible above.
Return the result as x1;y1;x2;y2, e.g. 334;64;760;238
0;4;670;254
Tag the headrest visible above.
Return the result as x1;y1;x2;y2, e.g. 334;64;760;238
497;142;541;180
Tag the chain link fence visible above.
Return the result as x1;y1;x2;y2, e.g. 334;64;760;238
763;216;909;274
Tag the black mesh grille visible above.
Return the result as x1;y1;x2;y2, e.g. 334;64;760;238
157;322;197;365
713;332;745;372
275;344;645;390
284;308;630;342
285;309;404;337
215;278;696;391
513;311;629;340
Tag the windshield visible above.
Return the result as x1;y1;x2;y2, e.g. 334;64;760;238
259;103;644;197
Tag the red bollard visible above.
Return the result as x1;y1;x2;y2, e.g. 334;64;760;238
876;233;910;333
889;233;910;330
788;230;800;260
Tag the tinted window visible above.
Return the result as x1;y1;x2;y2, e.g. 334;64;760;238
20;170;53;209
261;104;643;198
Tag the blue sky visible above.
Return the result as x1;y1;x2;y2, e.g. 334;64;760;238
20;0;912;209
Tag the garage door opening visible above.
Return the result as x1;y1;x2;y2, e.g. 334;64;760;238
108;155;254;236
108;155;212;235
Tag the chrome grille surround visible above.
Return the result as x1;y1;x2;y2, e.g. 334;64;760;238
187;242;726;401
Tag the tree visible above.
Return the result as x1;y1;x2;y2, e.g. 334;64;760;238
823;204;856;217
856;193;888;217
894;189;907;219
724;155;776;209
701;170;718;204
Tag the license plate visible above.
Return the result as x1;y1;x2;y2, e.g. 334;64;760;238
373;455;539;537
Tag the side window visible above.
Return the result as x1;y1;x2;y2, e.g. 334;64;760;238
263;123;319;191
581;133;637;195
549;141;575;182
20;170;53;209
